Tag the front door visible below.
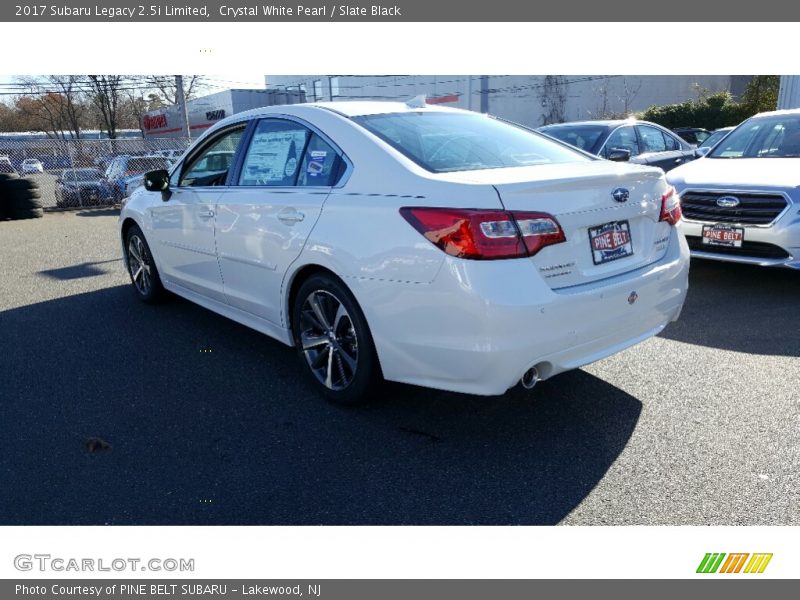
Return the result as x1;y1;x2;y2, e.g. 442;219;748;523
149;125;246;302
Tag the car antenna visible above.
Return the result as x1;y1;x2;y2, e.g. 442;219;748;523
405;95;427;109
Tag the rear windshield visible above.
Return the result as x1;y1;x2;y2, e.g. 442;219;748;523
352;112;587;173
539;125;607;153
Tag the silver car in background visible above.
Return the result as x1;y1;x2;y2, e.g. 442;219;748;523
667;109;800;269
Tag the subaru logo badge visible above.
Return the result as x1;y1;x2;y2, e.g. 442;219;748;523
716;195;740;208
628;291;638;305
612;188;630;203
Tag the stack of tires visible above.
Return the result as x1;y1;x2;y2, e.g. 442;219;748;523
0;174;43;220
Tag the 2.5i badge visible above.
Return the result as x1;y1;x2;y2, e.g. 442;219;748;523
589;220;634;265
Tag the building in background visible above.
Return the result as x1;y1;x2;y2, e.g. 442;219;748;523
266;75;752;128
778;75;800;109
141;88;305;139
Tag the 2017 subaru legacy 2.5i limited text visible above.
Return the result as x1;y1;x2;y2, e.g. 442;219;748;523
120;100;690;404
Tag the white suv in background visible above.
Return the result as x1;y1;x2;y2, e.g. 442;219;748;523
120;101;689;404
668;109;800;269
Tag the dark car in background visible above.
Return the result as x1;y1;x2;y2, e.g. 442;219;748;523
673;127;712;146
55;168;114;208
538;119;697;172
697;126;735;150
105;155;172;200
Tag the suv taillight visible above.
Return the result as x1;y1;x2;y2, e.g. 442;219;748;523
659;186;682;225
400;207;566;260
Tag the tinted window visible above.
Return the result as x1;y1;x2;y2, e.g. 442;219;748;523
663;132;680;151
604;126;639;157
180;127;245;186
540;125;606;152
63;169;103;181
638;125;667;153
128;157;171;173
238;119;311;186
709;115;800;158
699;129;731;149
353;112;586;173
297;134;343;187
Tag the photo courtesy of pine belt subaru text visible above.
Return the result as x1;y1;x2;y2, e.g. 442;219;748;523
119;100;690;405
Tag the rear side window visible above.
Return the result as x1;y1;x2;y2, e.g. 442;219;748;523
238;119;310;186
353;112;586;173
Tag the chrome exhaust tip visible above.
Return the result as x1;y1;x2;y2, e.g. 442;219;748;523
520;366;540;390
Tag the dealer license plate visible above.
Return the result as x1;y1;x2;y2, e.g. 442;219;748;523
702;224;744;248
589;220;634;265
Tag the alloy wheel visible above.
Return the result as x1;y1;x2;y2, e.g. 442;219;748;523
127;234;152;296
299;290;359;390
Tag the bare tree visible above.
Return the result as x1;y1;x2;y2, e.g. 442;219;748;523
538;75;568;125
619;76;642;116
589;77;641;119
87;75;124;139
142;75;207;105
14;76;86;138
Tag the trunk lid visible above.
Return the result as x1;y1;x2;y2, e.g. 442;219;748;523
444;161;672;289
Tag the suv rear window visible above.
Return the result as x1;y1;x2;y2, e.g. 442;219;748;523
353;112;586;173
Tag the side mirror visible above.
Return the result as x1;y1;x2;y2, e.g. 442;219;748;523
143;169;172;201
694;147;711;158
607;148;631;162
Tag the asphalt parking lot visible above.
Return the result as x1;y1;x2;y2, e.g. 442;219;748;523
0;211;798;525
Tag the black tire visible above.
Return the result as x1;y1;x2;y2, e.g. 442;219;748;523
10;208;43;220
124;225;165;303
8;194;43;211
5;178;38;192
291;273;380;405
10;188;42;200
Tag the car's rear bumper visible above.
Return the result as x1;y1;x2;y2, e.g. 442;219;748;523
353;227;689;396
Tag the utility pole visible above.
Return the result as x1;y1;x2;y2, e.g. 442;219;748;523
175;75;190;138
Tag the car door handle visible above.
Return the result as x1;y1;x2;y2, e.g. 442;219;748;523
198;210;215;219
675;158;683;163
278;209;305;224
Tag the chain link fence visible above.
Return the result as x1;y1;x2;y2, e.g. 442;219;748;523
0;137;192;209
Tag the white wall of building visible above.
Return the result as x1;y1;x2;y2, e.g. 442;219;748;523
778;75;800;109
267;75;738;128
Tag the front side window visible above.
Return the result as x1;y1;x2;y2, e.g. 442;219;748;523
238;119;310;186
179;127;245;187
604;126;639;157
709;115;800;158
353;112;587;173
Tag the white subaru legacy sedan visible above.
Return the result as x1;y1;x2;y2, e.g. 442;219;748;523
120;100;689;404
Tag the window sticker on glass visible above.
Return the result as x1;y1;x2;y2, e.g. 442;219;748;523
307;150;327;176
239;120;309;186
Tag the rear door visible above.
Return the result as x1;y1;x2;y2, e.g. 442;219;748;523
635;124;694;172
215;117;347;325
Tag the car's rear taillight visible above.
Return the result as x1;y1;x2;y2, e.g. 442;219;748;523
659;186;682;225
400;207;566;260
